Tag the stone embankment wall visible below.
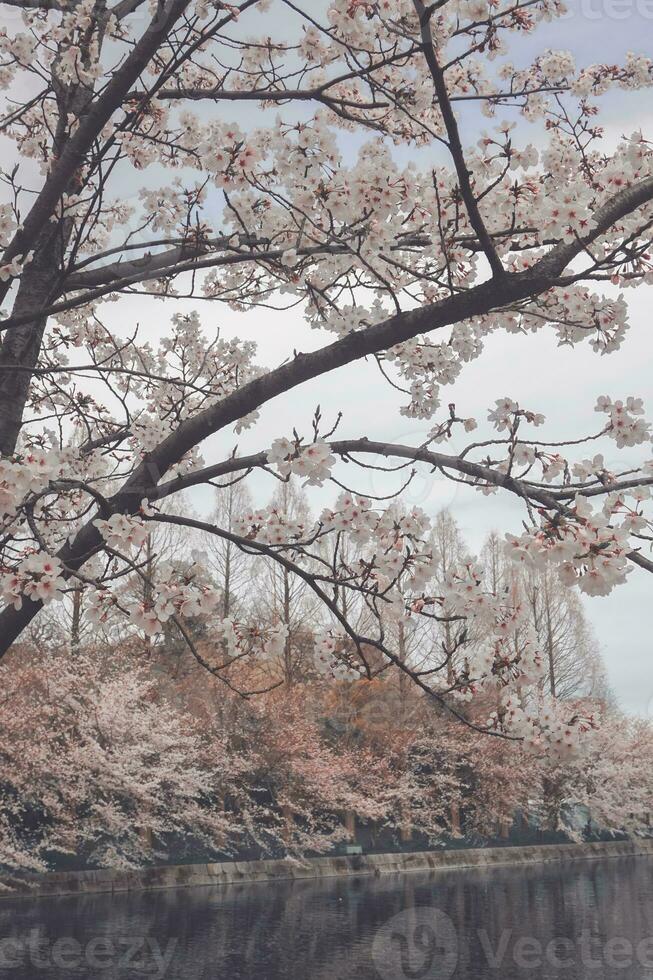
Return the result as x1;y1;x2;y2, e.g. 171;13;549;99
3;839;653;901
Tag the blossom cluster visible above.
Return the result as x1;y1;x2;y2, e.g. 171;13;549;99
127;568;221;636
505;496;633;597
487;398;545;433
313;633;361;681
268;438;336;486
0;450;63;522
595;395;651;448
233;505;310;546
1;553;66;609
94;514;150;553
436;561;545;697
492;693;598;757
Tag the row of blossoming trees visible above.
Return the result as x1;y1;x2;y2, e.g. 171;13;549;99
0;0;653;867
2;497;651;873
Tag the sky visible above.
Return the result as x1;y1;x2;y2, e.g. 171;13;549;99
3;1;650;711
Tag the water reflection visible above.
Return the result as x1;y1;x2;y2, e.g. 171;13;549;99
0;857;651;979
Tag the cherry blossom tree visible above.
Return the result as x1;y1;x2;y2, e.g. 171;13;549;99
240;683;391;855
0;0;652;747
0;646;242;870
530;713;653;835
0;644;396;870
1;635;651;872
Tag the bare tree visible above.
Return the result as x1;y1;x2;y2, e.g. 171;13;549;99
206;481;253;619
250;480;322;683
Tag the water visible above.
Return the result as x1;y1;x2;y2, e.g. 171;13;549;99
0;857;652;979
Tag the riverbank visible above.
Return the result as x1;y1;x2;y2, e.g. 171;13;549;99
3;838;653;901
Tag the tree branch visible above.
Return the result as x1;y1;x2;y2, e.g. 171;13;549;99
0;175;652;652
414;0;505;278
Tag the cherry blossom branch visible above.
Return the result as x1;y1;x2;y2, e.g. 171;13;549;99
413;0;505;278
0;0;197;304
1;173;652;653
145;511;520;739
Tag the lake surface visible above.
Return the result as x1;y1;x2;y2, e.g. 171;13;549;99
0;856;652;979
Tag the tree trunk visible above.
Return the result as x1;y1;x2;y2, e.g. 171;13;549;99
450;803;461;835
544;577;557;698
70;586;82;651
344;809;356;841
0;240;62;455
283;567;292;684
